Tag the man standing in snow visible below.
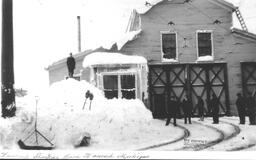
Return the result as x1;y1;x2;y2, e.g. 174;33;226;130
236;93;246;124
181;95;192;124
210;94;219;124
197;96;205;121
66;53;76;78
247;93;256;125
166;96;179;126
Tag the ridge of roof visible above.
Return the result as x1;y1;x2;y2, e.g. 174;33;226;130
126;0;236;33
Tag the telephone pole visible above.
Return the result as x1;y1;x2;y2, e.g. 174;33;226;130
1;0;16;118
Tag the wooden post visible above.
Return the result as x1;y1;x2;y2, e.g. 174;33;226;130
223;63;230;116
1;0;16;118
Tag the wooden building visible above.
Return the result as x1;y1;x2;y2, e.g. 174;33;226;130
47;0;256;118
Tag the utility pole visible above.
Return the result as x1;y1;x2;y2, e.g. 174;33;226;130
1;0;16;118
77;16;81;52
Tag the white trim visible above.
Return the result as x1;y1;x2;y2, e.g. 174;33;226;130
196;30;214;62
100;71;138;99
160;31;179;63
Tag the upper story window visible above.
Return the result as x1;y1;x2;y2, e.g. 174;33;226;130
197;30;214;61
161;32;178;62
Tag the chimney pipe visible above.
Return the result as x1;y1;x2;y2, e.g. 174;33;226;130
77;16;81;52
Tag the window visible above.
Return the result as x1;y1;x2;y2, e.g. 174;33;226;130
161;32;178;61
103;74;136;99
197;31;213;59
103;75;118;99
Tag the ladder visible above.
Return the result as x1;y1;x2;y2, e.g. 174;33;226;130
235;7;248;32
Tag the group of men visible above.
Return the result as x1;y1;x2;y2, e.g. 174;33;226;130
165;94;221;126
236;93;256;125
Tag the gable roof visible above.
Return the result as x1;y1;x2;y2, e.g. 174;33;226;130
126;0;236;33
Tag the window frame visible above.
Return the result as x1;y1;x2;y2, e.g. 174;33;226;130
101;71;137;99
160;31;179;62
196;30;214;61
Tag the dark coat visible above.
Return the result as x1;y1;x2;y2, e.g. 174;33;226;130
210;97;219;115
182;99;192;115
67;56;76;70
167;100;179;116
236;96;246;115
197;97;204;116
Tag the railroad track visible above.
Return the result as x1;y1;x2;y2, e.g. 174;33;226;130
136;124;190;151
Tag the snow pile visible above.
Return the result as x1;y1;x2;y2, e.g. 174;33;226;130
9;79;152;149
116;29;142;50
83;52;147;68
0;117;22;149
197;55;214;62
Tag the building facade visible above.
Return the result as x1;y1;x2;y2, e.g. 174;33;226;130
47;0;256;118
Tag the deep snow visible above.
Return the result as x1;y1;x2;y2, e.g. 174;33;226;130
0;79;182;150
1;79;256;151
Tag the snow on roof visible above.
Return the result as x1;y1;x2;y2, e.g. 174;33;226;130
83;52;147;68
116;29;142;50
136;0;164;14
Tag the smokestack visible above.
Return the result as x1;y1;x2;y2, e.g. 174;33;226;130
77;16;81;52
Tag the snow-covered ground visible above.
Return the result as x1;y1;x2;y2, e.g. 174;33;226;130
0;79;256;151
0;79;183;150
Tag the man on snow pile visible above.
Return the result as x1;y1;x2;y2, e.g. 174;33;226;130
67;53;76;78
236;93;246;124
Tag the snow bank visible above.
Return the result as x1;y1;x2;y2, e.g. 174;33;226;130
83;52;147;68
0;79;153;149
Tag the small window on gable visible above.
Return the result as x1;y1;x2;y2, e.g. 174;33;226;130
161;32;177;62
197;31;213;61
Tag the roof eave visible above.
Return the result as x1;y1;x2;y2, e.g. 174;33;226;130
231;28;256;42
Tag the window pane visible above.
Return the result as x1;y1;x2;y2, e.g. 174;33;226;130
198;33;212;57
103;75;118;99
121;90;136;99
162;33;176;59
121;75;136;99
121;75;135;89
103;75;118;89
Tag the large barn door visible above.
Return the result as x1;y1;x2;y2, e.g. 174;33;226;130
189;63;230;116
241;62;256;96
149;65;168;118
149;63;230;118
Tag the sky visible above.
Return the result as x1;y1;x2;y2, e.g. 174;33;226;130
0;0;256;94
